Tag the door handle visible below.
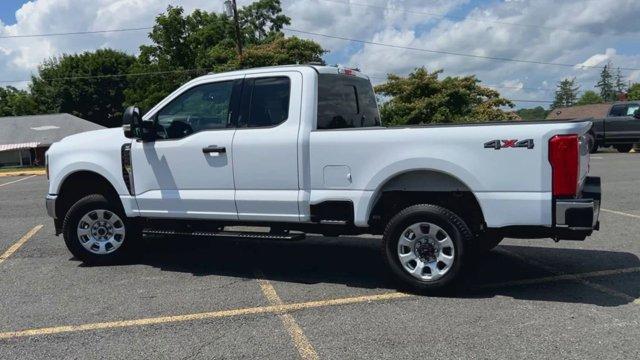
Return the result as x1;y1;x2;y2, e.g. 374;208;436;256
202;145;226;154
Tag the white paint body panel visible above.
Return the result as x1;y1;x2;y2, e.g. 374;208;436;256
308;122;590;227
131;129;237;219
46;65;593;231
232;71;303;221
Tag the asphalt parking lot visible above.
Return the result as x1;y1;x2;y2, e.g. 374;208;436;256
1;153;639;359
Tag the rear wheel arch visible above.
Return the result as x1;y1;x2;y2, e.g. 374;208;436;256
368;170;486;234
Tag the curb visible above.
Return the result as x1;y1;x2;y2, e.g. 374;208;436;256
0;170;46;177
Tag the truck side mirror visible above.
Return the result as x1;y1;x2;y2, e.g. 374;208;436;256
123;106;142;139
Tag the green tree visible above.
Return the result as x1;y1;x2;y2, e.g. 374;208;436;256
374;67;516;125
576;90;604;105
515;106;549;120
628;83;640;101
0;86;38;116
30;49;136;127
596;61;615;101
125;2;324;111
552;77;579;108
240;0;291;43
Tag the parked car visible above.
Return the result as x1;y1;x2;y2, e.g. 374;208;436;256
589;102;640;153
44;65;601;292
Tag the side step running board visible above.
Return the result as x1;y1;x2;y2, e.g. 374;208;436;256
143;229;306;241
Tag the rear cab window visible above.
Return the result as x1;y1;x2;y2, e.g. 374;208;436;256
317;74;381;129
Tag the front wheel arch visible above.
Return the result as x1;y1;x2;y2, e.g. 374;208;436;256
56;171;123;223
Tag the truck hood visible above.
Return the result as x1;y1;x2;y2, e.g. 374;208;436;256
49;128;127;155
58;127;126;146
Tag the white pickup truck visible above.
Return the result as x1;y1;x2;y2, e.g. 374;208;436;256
45;65;600;292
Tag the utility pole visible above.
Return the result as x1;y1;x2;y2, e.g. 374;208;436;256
225;0;243;57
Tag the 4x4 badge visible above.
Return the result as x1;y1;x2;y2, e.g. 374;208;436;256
484;139;534;150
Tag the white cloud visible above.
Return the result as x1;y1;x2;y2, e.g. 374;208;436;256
575;48;616;69
0;0;638;109
345;0;640;106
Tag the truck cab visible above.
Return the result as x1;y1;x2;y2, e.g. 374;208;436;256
589;102;640;153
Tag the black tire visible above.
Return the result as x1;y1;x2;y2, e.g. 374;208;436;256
382;204;472;293
62;194;140;264
585;133;598;154
614;144;633;153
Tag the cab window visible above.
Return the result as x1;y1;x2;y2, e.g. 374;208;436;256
317;74;381;129
156;81;236;139
626;104;639;116
609;104;628;117
239;77;291;128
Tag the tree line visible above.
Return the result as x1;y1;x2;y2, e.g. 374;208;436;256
0;1;324;127
0;0;539;126
551;62;637;108
516;62;640;120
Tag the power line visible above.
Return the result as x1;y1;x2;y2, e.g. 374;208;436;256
317;0;599;35
0;65;554;103
508;99;554;103
0;26;153;39
368;75;557;92
283;28;640;72
0;68;208;84
0;23;634;72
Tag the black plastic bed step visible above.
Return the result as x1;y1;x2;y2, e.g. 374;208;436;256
143;229;306;241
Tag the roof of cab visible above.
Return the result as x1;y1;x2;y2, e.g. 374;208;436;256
202;64;369;80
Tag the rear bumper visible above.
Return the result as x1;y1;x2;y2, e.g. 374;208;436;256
555;176;600;231
493;177;601;241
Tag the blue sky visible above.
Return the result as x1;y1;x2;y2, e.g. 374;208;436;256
0;0;638;109
0;0;24;24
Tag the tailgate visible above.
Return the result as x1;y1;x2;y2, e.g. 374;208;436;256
578;130;591;194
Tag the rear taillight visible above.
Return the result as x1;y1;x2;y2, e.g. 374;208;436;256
549;134;579;197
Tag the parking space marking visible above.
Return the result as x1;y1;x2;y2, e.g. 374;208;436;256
498;248;638;303
255;271;319;360
0;291;411;340
601;208;640;220
0;175;37;188
0;225;43;265
2;260;638;341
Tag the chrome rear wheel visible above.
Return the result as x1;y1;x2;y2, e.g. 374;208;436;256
383;204;471;292
397;222;455;282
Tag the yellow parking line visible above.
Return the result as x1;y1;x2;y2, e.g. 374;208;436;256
0;291;410;340
0;225;43;265
0;175;37;188
601;208;640;220
255;271;319;360
2;260;639;341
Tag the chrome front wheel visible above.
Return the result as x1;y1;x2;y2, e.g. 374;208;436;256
77;209;126;255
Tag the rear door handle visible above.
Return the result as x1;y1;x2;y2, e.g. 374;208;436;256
202;145;226;154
